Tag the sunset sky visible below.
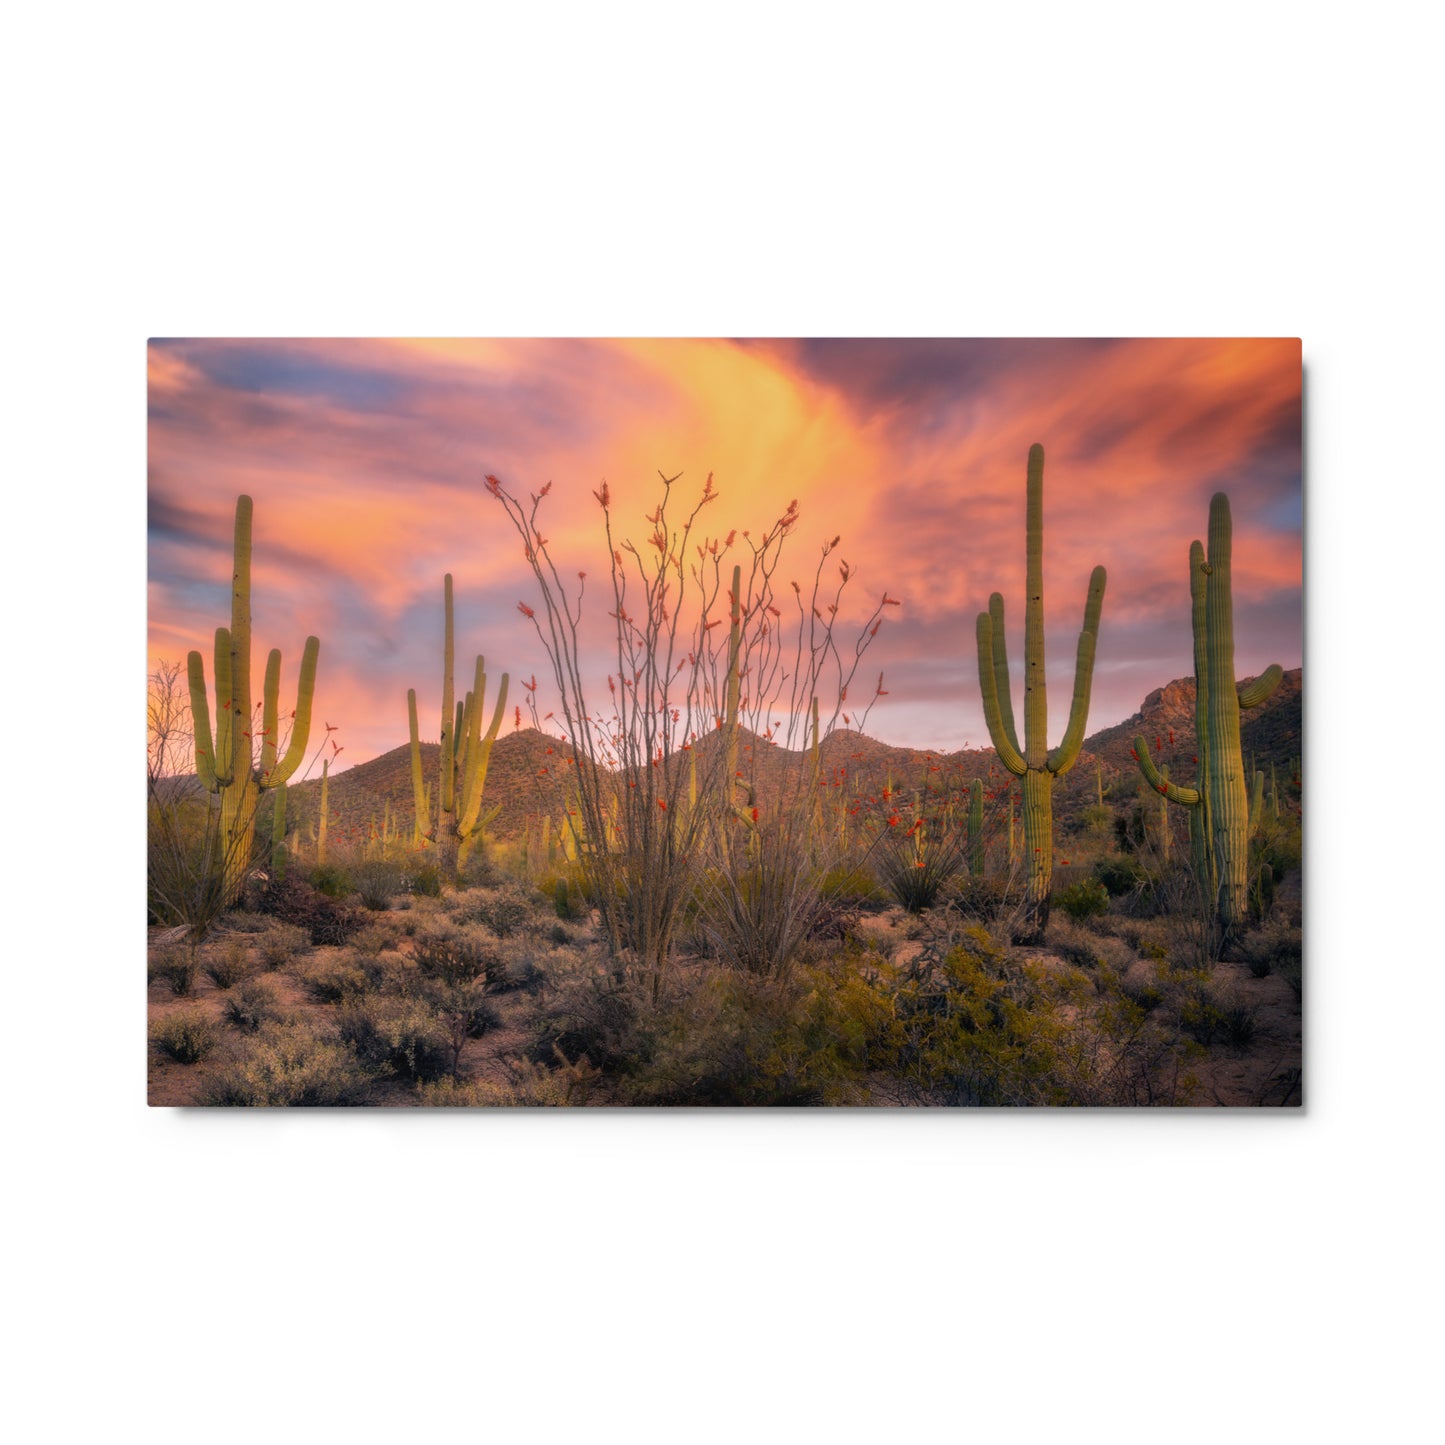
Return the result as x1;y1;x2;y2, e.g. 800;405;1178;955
147;338;1301;772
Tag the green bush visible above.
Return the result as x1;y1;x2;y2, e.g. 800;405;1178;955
309;863;354;898
1057;879;1110;921
818;864;889;911
150;1008;219;1063
223;977;287;1033
201;1020;373;1105
1092;857;1143;897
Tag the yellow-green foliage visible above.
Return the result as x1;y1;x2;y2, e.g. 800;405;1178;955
888;927;1076;1105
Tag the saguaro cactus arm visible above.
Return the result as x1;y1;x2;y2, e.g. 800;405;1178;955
440;573;456;813
261;636;319;787
975;609;1027;777
1047;565;1107;776
261;649;281;778
986;594;1021;758
459;660;509;837
1238;665;1284;710
1022;442;1047;768
187;646;220;791
1134;736;1201;806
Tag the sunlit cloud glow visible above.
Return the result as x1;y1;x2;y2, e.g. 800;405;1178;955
148;338;1301;769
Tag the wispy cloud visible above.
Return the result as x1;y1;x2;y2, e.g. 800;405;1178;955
148;338;1301;765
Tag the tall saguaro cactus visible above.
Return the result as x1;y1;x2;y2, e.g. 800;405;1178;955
975;445;1107;931
1134;494;1282;938
187;495;320;904
411;574;510;885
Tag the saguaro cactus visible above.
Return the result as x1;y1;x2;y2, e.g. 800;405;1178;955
967;777;985;876
187;495;320;904
1133;493;1283;938
976;445;1106;931
317;758;329;866
411;574;510;884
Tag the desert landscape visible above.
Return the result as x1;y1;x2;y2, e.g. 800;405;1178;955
147;350;1303;1107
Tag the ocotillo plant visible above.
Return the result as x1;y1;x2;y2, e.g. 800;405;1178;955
967;777;985;876
975;445;1107;932
187;495;320;904
489;468;893;979
1133;493;1282;937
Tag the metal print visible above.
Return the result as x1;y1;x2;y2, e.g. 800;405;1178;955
147;338;1302;1106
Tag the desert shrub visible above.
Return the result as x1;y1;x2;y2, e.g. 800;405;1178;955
408;863;442;898
548;922;574;946
201;1020;374;1105
887;927;1079;1106
149;943;198;996
457;850;502;889
1236;920;1302;982
606;959;898;1107
351;950;413;996
150;1008;219;1063
223;976;288;1033
1093;857;1144;898
876;849;959;913
260;875;362;946
351;920;405;958
946;874;1017;923
352;860;406;911
459;883;535;938
1057;879;1109;921
527;954;648;1075
256;921;310;971
308;863;354;899
419;1057;601;1107
412;928;500;987
1079;803;1112;834
1048;919;1138;975
489;940;545;994
1117;970;1164;1013
224;910;272;934
296;954;370;1003
205;938;254;990
819;864;890;911
337;997;455;1082
416;978;502;1072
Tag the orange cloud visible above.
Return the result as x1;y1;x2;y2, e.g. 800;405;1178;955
148;338;1301;765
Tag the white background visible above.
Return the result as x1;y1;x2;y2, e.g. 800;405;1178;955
5;2;1439;1441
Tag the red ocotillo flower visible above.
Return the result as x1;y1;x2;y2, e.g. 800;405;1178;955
517;601;535;618
593;480;611;508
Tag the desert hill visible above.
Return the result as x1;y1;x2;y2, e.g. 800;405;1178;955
265;668;1299;848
